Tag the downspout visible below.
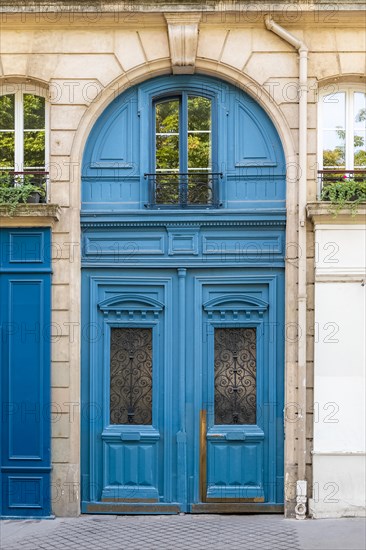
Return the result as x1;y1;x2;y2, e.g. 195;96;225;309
264;15;308;520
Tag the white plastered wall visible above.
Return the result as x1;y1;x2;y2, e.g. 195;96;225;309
310;225;366;518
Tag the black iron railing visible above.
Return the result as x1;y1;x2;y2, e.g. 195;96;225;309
318;169;366;198
144;172;223;208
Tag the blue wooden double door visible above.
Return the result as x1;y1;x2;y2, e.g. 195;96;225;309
81;74;286;513
81;265;284;514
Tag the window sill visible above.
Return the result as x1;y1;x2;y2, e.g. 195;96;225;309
307;201;366;224
0;203;61;227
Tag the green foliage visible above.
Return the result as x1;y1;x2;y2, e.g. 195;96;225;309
0;95;15;129
354;149;366;167
0;173;46;214
321;179;366;216
323;147;344;167
324;127;366;168
0;132;15;167
24;94;45;129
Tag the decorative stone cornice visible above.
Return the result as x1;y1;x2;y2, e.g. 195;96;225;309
164;13;201;75
0;204;62;227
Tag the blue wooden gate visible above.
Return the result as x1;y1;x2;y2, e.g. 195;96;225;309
0;228;52;518
81;75;286;514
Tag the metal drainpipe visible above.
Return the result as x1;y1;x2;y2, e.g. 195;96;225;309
264;15;308;520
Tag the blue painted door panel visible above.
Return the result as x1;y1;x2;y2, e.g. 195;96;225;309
0;228;52;518
81;267;284;512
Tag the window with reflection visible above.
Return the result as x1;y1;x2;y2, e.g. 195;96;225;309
0;92;46;171
320;89;366;170
148;93;219;207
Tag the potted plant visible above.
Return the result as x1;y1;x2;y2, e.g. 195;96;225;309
320;177;366;216
0;173;46;214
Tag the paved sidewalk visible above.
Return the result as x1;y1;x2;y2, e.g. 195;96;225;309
0;514;365;550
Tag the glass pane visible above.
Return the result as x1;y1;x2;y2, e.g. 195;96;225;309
0;95;15;130
188;133;210;170
23;94;45;130
322;92;345;128
156;99;179;134
354;92;366;167
354;132;366;167
323;129;345;168
110;328;152;425
0;131;15;168
155;173;179;205
156;135;179;171
188;96;211;131
24;130;45;168
187;172;211;204
188;96;211;172
354;92;366;130
214;328;256;425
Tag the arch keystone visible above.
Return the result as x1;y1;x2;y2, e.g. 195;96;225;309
164;13;201;75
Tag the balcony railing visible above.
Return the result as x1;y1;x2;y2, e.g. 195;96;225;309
318;169;366;198
144;172;223;208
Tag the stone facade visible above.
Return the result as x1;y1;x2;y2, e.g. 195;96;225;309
0;1;365;518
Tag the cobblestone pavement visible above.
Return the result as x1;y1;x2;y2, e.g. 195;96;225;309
1;515;300;550
1;514;365;550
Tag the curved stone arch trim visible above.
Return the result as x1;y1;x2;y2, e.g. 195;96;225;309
70;60;296;213
317;73;366;88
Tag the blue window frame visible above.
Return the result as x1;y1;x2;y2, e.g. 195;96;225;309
145;91;222;208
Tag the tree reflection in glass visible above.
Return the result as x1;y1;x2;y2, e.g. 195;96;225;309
154;95;212;205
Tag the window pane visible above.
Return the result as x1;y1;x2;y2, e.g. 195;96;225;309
323;129;345;168
110;328;152;425
155;173;180;205
354;92;366;167
155;99;179;172
188;96;211;131
187;172;212;204
0;95;15;130
188;96;211;172
322;92;346;168
24;130;45;169
188;133;210;170
156;99;179;133
214;327;256;425
156;135;179;171
0;131;15;168
23;94;45;130
322;92;345;128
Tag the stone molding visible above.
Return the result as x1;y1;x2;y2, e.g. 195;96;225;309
0;204;61;227
165;13;201;74
307;201;366;225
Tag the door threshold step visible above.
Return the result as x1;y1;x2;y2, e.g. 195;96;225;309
191;503;284;513
83;502;181;514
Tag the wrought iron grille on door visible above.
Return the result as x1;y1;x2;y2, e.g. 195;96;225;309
110;327;153;425
214;327;257;425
